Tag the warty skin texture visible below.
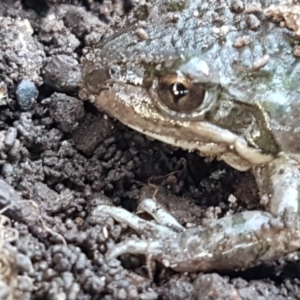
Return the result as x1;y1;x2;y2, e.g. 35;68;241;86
81;0;300;273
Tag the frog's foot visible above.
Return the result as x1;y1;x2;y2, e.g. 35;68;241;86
253;155;300;218
93;199;184;239
93;200;300;273
136;198;185;233
93;156;300;273
93;199;184;276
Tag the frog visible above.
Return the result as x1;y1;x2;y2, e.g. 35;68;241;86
80;0;300;273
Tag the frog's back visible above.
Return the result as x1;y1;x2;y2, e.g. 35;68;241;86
86;0;300;155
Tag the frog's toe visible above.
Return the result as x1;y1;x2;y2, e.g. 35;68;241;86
254;155;300;218
106;239;164;261
92;205;175;238
137;198;185;233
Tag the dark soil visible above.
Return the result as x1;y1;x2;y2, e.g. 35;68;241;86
0;1;300;299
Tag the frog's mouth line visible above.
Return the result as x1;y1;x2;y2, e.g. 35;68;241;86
94;84;274;172
127;122;274;172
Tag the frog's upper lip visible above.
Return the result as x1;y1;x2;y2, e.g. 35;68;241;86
130;121;274;170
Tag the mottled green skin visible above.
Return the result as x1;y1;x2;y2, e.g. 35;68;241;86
83;1;300;273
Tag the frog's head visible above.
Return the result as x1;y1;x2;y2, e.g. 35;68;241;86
80;0;300;171
82;49;285;171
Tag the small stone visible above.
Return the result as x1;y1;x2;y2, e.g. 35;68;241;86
5;127;17;148
136;28;149;40
246;14;261;31
251;54;270;71
245;3;262;14
228;194;237;203
0;82;8;106
230;0;244;13
233;35;251;48
293;45;300;57
15;79;38;110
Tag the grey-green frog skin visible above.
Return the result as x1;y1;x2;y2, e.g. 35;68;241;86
81;0;300;272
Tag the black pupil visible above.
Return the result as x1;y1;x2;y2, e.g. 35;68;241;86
170;82;188;103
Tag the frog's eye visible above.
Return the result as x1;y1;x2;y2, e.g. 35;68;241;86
146;56;219;120
157;74;205;112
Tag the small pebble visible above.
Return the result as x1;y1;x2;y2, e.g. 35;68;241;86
293;45;300;57
136;28;149;40
15;79;38;110
0;82;8;106
228;194;237;204
245;3;262;14
4;127;17;148
251;54;270;71
246;14;261;31
234;35;251;48
230;0;244;13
